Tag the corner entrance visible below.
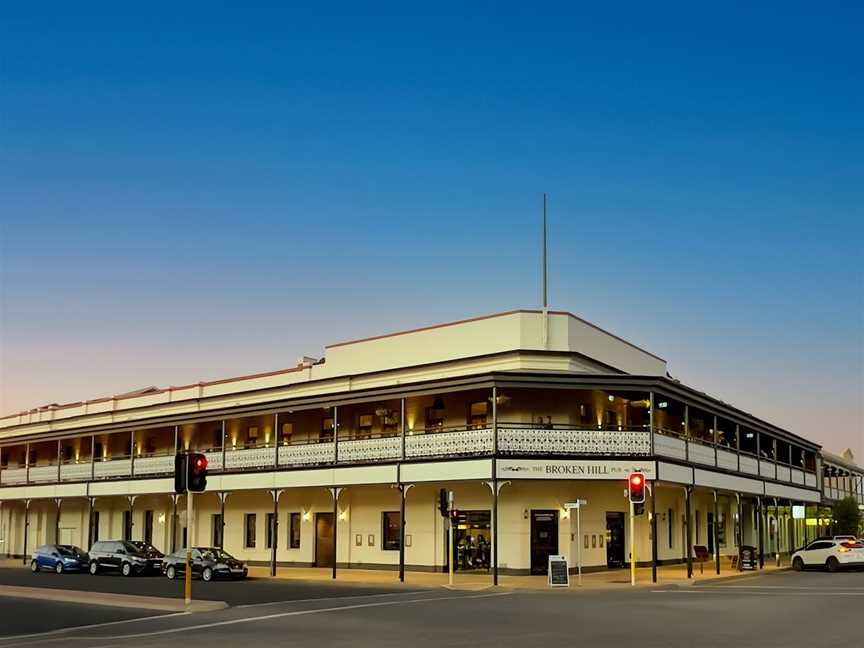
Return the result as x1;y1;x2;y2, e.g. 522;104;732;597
530;510;559;575
315;512;334;568
606;512;625;568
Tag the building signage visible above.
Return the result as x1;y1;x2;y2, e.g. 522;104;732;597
792;505;805;520
497;459;656;481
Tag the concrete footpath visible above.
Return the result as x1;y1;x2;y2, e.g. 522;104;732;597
244;560;789;591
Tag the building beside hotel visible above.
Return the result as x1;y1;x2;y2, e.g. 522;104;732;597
0;309;862;579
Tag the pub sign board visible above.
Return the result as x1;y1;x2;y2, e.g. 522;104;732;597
548;554;569;587
498;459;657;481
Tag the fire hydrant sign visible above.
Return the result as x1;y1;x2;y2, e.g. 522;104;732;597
548;555;569;587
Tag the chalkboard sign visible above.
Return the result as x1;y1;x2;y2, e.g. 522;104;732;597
548;554;569;587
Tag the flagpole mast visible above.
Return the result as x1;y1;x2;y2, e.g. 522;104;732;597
542;193;548;310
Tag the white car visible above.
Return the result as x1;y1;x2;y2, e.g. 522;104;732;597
792;539;864;572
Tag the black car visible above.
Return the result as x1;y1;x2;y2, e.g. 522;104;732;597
88;540;152;576
129;541;165;572
162;547;247;581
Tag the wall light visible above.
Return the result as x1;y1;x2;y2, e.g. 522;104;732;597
158;513;166;524
658;402;668;409
338;510;347;521
302;510;311;521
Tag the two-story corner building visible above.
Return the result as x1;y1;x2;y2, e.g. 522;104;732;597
0;309;828;581
821;449;864;506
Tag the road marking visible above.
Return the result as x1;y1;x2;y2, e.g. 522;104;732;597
0;611;189;643
54;591;514;644
236;589;430;609
700;585;864;591
653;589;864;596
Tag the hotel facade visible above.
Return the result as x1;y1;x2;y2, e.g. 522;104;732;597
1;310;862;580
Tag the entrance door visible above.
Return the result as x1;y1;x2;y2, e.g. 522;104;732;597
315;513;334;568
606;512;626;568
530;510;558;575
707;513;715;554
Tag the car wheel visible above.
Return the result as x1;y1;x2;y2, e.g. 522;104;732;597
121;562;132;577
89;561;99;575
792;557;804;571
55;562;64;575
166;565;176;580
826;557;840;573
30;560;39;573
202;567;213;582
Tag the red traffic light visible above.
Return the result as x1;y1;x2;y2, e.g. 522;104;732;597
627;472;646;504
194;456;208;470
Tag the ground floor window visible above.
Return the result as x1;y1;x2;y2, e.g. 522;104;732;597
382;512;400;550
453;510;491;571
123;510;132;541
144;510;154;544
289;512;301;549
92;511;100;544
245;513;256;548
717;511;727;547
266;513;275;549
212;514;223;547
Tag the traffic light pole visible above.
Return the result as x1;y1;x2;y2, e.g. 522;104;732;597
185;491;193;606
448;490;454;587
630;501;636;586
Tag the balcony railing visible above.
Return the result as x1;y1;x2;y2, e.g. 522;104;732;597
405;425;493;458
498;423;650;456
0;424;822;490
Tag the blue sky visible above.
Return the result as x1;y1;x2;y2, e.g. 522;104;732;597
1;3;861;453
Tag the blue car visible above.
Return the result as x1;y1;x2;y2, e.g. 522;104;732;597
31;544;89;574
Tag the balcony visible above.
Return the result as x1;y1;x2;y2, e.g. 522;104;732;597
498;423;650;456
28;465;59;483
133;454;174;477
93;457;132;479
0;467;27;485
338;436;401;463
405;426;493;458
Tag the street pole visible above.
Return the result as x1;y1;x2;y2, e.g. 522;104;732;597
630;501;636;586
448;490;454;587
185;491;193;606
576;503;582;587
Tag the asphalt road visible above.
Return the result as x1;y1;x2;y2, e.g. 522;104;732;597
0;567;420;606
0;597;167;637
3;569;864;647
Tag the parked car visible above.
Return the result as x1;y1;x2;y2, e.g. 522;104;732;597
30;544;88;574
88;540;153;576
792;539;864;572
162;547;247;581
128;541;165;572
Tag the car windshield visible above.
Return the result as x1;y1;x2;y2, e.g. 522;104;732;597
122;541;142;554
56;546;79;556
199;548;234;562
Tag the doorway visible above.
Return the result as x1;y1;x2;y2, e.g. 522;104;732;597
606;512;625;568
530;510;559;575
315;512;334;568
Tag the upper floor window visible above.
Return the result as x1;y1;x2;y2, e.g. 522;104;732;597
358;414;374;440
27;449;37;465
425;407;444;432
63;446;74;462
145;437;157;456
320;417;334;442
281;423;293;445
212;429;223;451
468;402;488;429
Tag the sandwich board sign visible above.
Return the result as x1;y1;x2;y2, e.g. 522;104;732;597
548;554;569;587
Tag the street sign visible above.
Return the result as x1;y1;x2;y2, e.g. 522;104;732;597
548;554;569;587
564;499;588;510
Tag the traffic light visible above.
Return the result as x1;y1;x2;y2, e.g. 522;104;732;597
628;472;646;504
439;488;449;517
449;508;460;524
187;453;208;493
174;453;187;494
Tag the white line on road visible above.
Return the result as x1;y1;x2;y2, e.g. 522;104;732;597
653;589;864;596
0;612;189;643
72;591;514;645
699;585;864;591
236;589;431;609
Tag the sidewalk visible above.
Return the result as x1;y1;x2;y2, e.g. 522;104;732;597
245;560;788;591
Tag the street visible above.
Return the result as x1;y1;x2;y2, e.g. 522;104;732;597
2;569;864;647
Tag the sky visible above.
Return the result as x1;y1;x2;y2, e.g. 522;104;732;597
0;3;861;455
